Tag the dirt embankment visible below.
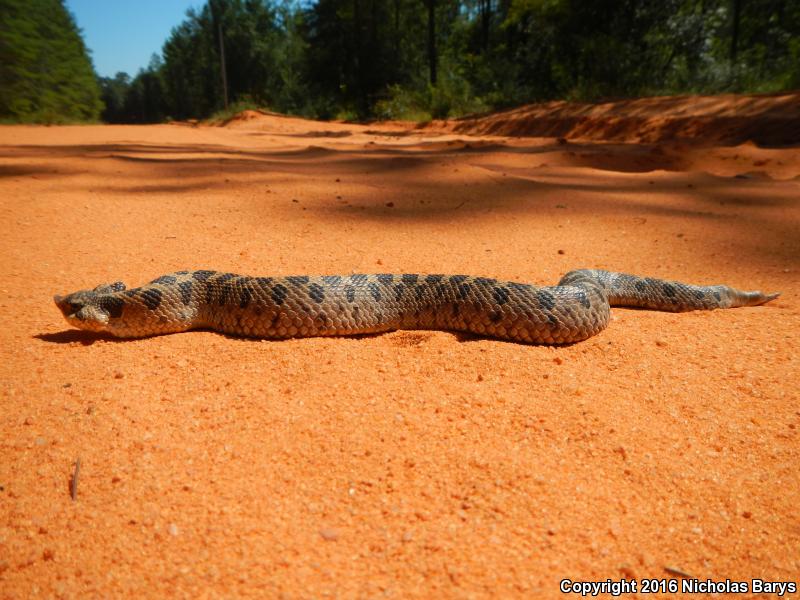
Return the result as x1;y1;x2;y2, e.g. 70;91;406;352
431;91;800;147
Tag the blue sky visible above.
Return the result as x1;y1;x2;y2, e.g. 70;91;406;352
66;0;203;78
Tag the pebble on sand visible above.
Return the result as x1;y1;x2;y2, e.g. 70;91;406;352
319;527;339;541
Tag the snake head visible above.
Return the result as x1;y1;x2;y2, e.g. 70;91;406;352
54;282;127;333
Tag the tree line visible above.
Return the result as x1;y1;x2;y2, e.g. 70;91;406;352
1;0;798;124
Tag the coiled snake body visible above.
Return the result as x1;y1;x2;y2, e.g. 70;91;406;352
54;270;778;343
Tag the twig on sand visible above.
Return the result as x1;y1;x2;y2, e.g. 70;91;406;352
70;457;81;501
664;565;692;578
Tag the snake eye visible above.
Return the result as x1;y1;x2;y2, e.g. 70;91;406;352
69;302;83;313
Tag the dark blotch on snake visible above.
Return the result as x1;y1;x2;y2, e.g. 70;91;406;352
415;285;426;299
216;273;236;285
255;277;273;289
368;283;381;301
192;270;215;282
271;284;288;306
449;275;468;285
377;274;394;285
350;274;368;285
694;290;705;299
239;287;252;309
634;279;647;293
537;290;556;310
402;274;418;285
99;296;124;318
489;311;503;323
458;283;472;299
345;285;356;302
178;281;193;305
141;288;162;310
151;275;177;285
287;276;310;286
713;291;721;301
308;283;325;303
425;274;444;284
394;285;404;301
474;277;497;287
492;286;510;305
219;284;232;305
662;283;677;297
322;275;342;285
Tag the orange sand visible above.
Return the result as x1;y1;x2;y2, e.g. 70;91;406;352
1;93;798;598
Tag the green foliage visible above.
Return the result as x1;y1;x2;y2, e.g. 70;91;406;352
207;97;267;123
271;1;315;116
374;85;433;121
300;0;424;118
123;57;168;123
0;0;103;122
5;0;796;125
375;62;489;120
99;72;131;122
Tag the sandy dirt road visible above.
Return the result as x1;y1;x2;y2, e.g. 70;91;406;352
1;95;799;597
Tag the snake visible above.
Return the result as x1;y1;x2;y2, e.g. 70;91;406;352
54;269;778;343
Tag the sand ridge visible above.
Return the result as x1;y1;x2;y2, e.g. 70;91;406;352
0;93;798;597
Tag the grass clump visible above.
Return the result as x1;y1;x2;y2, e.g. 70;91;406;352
207;99;270;124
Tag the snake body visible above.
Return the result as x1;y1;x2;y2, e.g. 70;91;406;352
54;269;778;343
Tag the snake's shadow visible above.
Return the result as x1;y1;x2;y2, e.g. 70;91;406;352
34;328;577;346
35;330;125;345
34;328;386;345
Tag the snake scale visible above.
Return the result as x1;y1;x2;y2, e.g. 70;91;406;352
54;269;778;343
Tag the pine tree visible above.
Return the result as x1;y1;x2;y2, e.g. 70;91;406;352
0;0;103;122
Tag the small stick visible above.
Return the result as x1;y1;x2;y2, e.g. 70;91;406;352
664;565;692;578
70;457;81;501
